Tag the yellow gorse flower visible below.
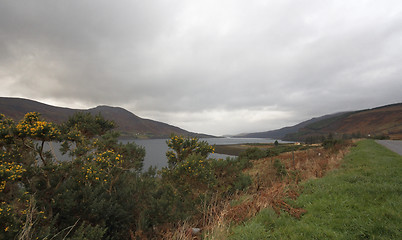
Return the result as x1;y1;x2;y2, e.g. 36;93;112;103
15;112;60;139
80;150;124;182
0;160;26;192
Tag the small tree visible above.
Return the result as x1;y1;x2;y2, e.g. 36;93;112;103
165;135;214;167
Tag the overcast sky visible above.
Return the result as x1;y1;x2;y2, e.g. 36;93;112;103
1;0;402;135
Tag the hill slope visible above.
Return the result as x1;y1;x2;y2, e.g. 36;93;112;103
236;103;402;141
236;112;348;139
285;103;402;141
0;97;210;138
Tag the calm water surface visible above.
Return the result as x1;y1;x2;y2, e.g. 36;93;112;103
124;138;288;169
45;138;289;170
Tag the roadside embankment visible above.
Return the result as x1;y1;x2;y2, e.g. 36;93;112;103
227;140;402;239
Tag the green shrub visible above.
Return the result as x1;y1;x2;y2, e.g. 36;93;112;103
67;222;107;240
240;147;265;160
232;173;252;192
161;153;216;195
211;157;252;195
166;135;214;167
237;156;252;169
0;117;257;239
0;112;153;239
266;148;280;157
273;159;287;178
141;183;194;230
266;145;304;157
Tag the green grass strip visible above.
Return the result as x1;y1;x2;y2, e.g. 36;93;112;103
228;140;402;239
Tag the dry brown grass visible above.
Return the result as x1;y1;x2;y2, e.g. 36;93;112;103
161;143;351;240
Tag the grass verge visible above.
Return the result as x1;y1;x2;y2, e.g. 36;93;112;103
228;140;402;239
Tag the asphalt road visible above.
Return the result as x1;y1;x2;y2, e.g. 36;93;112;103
376;140;402;156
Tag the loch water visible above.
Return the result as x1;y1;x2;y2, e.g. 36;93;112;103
126;138;287;169
45;138;288;170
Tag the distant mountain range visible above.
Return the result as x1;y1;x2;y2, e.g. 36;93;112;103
235;112;348;139
2;97;401;141
0;97;213;139
236;103;402;141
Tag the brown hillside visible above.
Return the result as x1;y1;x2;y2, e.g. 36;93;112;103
291;103;402;140
0;97;77;123
0;97;208;138
87;106;191;138
334;104;402;138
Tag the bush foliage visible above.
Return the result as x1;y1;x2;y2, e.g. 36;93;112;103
0;112;253;239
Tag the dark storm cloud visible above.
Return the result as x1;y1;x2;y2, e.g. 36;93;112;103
1;0;402;135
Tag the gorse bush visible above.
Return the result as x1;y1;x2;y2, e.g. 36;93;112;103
166;135;214;167
211;157;252;194
0;112;151;239
0;113;253;239
160;135;253;223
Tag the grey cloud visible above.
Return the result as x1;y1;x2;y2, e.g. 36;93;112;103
1;0;402;135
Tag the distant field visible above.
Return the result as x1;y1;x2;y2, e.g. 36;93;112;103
214;144;254;156
214;143;317;156
228;140;402;239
